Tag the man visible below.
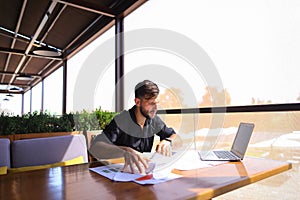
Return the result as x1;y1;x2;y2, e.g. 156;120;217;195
90;80;180;174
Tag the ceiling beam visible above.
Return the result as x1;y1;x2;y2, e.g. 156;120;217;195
64;0;149;60
37;59;62;78
0;47;25;56
0;32;32;46
118;0;148;18
8;1;59;86
1;0;28;84
40;4;67;42
0;90;23;94
0;71;41;78
55;0;117;17
0;47;63;60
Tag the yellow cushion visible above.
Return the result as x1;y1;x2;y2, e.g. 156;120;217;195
0;166;7;175
8;156;84;173
51;156;85;167
8;164;52;173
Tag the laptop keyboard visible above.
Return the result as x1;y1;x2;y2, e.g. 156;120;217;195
214;151;238;160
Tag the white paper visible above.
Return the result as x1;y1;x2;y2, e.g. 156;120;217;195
173;150;228;170
89;163;181;185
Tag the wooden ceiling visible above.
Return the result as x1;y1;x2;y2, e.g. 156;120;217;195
0;0;147;94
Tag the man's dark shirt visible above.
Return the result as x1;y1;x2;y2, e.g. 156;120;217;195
102;105;175;152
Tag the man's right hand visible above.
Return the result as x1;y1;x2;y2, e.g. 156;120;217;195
121;147;150;174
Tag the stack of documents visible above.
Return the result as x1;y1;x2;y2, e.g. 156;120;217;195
89;163;181;185
89;149;226;185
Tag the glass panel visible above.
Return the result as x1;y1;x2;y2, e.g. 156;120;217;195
193;112;299;152
44;67;63;115
157;111;300;199
125;0;300;108
23;91;30;114
192;111;300;199
31;83;42;113
0;93;21;115
67;28;114;112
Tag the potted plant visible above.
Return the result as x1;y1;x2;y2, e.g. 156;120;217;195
72;108;116;148
0;108;116;143
0;111;75;141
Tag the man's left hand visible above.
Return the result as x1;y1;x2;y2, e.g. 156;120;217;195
156;139;172;157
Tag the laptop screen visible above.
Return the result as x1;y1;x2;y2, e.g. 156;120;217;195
231;123;255;159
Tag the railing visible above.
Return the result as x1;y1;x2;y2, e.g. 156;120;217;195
157;103;300;114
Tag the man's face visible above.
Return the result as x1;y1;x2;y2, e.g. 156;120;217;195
137;96;159;119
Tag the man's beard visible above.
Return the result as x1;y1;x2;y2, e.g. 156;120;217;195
140;106;152;119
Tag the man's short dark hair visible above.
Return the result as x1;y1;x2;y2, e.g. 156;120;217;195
135;80;159;100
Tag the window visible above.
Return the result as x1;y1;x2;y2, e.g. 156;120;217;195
31;83;42;112
0;93;21;115
67;28;115;112
44;67;63;115
124;0;300;109
23;91;31;114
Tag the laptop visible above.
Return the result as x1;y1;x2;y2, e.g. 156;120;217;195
199;122;255;161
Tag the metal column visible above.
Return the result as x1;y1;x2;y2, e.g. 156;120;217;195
30;89;32;113
115;16;124;112
41;79;44;112
21;93;24;115
62;60;67;114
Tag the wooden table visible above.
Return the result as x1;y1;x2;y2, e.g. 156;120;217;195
0;157;291;200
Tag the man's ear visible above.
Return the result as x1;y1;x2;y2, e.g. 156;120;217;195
134;98;141;106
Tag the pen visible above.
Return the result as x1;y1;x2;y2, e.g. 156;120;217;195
135;174;153;181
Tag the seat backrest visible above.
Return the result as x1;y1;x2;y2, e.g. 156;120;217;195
11;134;88;168
0;138;11;168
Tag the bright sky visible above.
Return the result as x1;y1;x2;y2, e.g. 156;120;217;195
125;0;300;105
1;0;300;115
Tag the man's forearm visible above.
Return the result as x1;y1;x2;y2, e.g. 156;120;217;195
168;133;183;149
90;141;125;159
